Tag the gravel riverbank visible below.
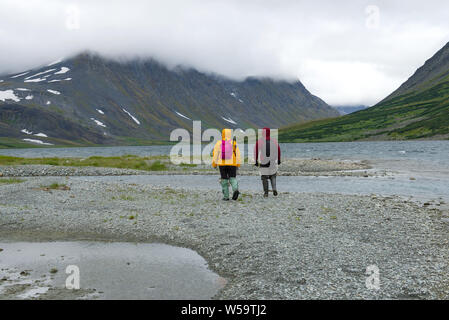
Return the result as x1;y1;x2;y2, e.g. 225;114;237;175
1;176;448;299
0;158;379;178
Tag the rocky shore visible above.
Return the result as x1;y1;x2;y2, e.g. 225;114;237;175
0;158;381;177
1;175;448;299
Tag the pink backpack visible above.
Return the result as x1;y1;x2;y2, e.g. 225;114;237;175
221;140;234;160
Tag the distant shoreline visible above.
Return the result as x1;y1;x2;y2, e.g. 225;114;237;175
0;157;375;178
2;138;449;150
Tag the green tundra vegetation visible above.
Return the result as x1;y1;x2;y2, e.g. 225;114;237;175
279;73;449;142
280;42;449;142
0;155;169;171
0;178;25;185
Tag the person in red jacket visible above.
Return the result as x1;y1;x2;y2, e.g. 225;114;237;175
254;127;281;197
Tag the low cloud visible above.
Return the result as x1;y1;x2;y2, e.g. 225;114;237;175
0;0;448;106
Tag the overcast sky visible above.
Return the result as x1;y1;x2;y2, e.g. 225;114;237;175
1;0;449;106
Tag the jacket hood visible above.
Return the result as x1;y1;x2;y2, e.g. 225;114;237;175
222;128;232;140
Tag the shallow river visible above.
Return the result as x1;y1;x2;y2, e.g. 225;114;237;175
3;140;449;201
1;140;448;168
71;172;449;203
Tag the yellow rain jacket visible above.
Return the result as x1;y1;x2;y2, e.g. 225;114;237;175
212;129;241;168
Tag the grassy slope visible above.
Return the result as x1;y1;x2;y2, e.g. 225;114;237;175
0;154;168;171
279;73;449;142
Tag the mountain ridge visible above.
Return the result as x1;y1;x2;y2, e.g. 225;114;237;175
381;42;449;103
0;52;339;147
279;41;449;142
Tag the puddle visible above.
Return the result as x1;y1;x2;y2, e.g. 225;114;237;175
0;242;225;300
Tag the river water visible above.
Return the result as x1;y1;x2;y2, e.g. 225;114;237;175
1;141;448;169
0;242;224;299
2;140;448;201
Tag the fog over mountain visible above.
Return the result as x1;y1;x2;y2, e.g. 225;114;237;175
1;0;449;105
0;52;339;146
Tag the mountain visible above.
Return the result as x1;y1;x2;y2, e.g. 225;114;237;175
333;105;369;115
381;42;449;102
280;41;449;142
0;52;338;147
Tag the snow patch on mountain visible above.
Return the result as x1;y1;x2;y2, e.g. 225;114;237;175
54;67;70;75
10;71;29;79
16;88;30;91
123;108;140;125
0;90;21;102
230;92;243;103
47;59;63;66
24;78;47;83
175;111;191;120
21;129;32;135
22;138;53;145
47;89;61;95
90;118;106;128
34;133;48;137
96;109;104;115
48;77;72;83
25;95;33;100
25;69;56;80
222;116;237;125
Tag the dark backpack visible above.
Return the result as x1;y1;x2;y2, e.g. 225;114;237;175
260;139;271;168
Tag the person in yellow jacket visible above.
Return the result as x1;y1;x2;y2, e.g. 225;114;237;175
212;129;241;201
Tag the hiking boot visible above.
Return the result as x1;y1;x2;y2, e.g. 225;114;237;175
273;190;278;196
264;193;268;198
229;177;239;200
